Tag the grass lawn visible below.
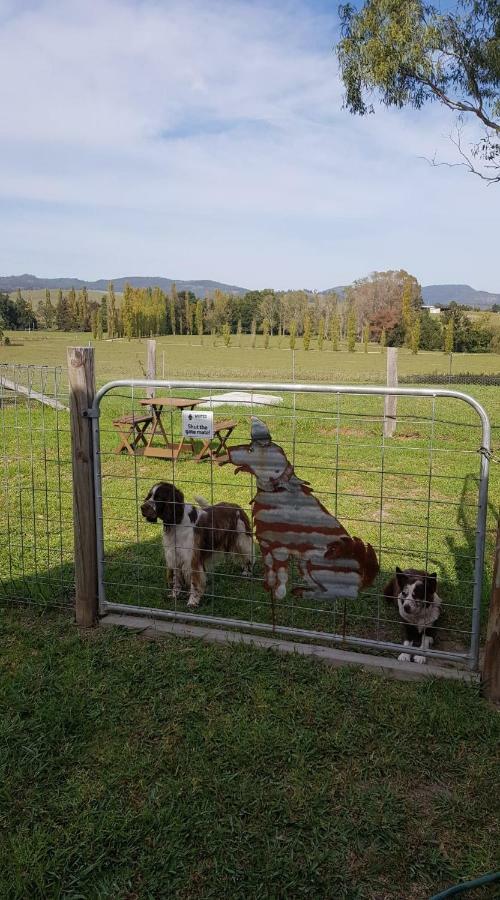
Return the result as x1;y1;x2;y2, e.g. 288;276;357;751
1;607;500;900
2;330;500;385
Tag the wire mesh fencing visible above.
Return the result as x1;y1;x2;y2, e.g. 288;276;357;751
93;379;495;670
0;363;74;609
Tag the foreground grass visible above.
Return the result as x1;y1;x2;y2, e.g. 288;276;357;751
1;608;499;900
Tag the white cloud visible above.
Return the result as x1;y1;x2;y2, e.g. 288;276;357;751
0;0;498;289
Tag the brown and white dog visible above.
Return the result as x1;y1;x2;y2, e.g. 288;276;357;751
141;482;253;608
383;567;442;664
228;418;379;603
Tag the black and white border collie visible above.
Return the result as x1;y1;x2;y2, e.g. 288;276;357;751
141;482;253;609
384;567;442;664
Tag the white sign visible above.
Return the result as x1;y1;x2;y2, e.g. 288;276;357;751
182;409;214;439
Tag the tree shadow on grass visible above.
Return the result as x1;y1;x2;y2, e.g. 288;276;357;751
443;472;498;643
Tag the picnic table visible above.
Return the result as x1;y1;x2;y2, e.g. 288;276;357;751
112;396;239;462
139;396;200;460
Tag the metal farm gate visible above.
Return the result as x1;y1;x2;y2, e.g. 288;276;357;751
89;379;491;672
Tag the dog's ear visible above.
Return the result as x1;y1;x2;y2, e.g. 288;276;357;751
382;577;398;602
156;483;185;526
426;572;437;596
395;567;407;589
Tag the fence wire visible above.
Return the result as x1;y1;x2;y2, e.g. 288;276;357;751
94;380;495;670
0;363;74;608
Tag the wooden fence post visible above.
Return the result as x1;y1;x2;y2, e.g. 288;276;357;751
482;521;500;700
67;347;98;626
384;347;398;438
147;339;156;399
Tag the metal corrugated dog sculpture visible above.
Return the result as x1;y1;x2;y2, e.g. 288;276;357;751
228;418;379;603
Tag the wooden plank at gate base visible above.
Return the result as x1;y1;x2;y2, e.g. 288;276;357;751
67;347;98;627
101;613;479;684
482;522;500;700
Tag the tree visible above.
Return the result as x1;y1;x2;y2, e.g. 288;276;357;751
363;322;369;352
122;283;134;340
380;327;386;351
195;300;204;342
55;291;71;331
330;313;340;351
303;314;311;350
100;296;108;333
289;319;297;350
184;292;193;335
401;279;413;346
222;322;231;347
337;0;500;183
108;283;117;339
67;287;78;330
251;318;257;348
91;309;98;339
262;317;270;349
169;287;177;336
410;316;421;354
237;319;243;347
444;318;454;354
346;270;422;338
39;289;55;329
97;308;104;341
441;303;492;351
347;306;357;351
419;310;442;349
13;292;37;330
317;317;325;351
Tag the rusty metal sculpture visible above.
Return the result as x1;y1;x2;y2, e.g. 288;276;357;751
228;417;379;603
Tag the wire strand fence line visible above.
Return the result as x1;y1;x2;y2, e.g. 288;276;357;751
90;379;493;672
0;364;74;609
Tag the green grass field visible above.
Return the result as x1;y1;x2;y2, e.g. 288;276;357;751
2;329;500;384
1;606;500;900
1;333;500;898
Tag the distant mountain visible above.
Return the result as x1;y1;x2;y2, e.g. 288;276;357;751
421;284;500;309
0;273;248;299
2;274;499;308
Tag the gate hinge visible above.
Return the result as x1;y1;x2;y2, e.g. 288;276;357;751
83;408;100;419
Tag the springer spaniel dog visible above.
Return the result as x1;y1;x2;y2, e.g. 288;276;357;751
384;567;442;664
141;482;253;609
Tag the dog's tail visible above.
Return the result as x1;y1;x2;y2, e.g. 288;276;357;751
194;495;211;509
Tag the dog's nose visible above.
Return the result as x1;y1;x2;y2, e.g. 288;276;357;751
403;602;413;613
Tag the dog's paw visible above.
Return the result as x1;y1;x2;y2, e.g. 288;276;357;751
187;596;200;609
413;655;427;665
397;653;412;663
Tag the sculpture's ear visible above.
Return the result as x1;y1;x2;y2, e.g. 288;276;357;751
251;417;271;445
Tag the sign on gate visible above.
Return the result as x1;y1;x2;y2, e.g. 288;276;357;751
182;409;214;439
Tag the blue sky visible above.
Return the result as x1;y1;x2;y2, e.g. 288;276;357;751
0;0;498;291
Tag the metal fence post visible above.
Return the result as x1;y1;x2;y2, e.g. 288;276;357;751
67;347;98;626
483;521;500;699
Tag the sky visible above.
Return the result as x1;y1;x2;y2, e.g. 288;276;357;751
0;0;498;292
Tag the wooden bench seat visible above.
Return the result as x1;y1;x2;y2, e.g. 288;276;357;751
194;419;238;464
113;413;154;455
